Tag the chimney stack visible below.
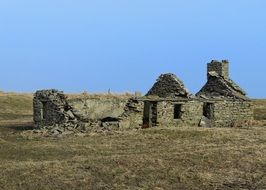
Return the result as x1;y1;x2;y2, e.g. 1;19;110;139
207;60;229;80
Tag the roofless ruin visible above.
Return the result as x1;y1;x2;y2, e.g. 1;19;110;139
33;60;253;134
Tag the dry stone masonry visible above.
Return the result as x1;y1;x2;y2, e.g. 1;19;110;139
146;73;190;98
33;90;89;136
33;60;254;135
33;89;71;127
197;60;247;100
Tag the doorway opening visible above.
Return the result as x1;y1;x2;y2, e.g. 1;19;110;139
40;101;48;121
143;101;158;128
203;103;214;119
174;104;182;119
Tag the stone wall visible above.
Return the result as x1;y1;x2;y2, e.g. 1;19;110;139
118;98;254;129
33;90;72;128
67;96;129;121
156;99;253;128
33;90;137;134
213;100;253;127
119;98;144;129
157;100;203;127
33;89;255;134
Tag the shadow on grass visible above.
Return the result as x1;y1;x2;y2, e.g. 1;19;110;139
8;124;35;131
0;121;35;132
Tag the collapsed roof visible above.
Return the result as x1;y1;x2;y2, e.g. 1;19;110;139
196;71;248;100
146;73;190;98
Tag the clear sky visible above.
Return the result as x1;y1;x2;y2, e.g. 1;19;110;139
0;1;265;98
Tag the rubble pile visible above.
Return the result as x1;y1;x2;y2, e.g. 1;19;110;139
33;90;101;136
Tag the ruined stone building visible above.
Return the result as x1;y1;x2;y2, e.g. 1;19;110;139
196;60;252;127
33;60;253;133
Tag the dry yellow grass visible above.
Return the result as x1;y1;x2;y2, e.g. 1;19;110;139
0;92;33;121
253;99;266;120
67;92;137;101
0;123;265;190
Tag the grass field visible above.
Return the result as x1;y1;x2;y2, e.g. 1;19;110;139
0;92;33;122
0;93;266;189
253;99;266;120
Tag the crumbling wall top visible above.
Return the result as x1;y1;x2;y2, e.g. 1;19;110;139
34;89;67;105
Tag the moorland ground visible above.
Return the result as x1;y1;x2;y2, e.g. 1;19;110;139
0;92;265;190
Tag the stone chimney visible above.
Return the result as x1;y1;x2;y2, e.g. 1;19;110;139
207;60;229;80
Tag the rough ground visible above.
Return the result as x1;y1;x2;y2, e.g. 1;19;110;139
0;93;266;190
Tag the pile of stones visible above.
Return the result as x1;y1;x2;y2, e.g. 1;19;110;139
32;120;100;137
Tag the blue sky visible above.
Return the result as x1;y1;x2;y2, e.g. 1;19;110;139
0;1;265;98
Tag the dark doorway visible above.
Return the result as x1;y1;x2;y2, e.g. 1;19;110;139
143;101;158;128
41;101;48;121
203;103;214;119
174;104;182;119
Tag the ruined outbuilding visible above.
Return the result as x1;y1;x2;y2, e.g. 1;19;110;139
33;90;131;134
33;60;254;134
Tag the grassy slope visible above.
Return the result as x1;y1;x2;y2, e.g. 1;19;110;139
0;92;33;121
0;93;265;189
